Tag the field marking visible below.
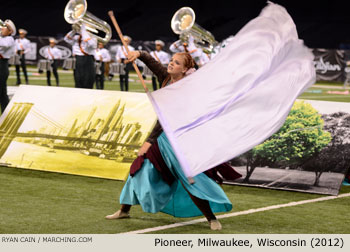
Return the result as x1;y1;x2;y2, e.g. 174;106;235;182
300;95;350;99
313;84;350;90
119;192;350;234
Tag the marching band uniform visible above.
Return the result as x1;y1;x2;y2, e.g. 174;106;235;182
116;36;134;91
0;19;16;113
44;38;62;86
150;40;170;90
94;42;111;89
15;29;30;84
169;35;209;67
64;24;97;89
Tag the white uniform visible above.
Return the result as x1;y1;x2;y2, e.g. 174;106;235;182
150;50;171;65
0;36;16;59
63;24;97;89
169;35;210;66
199;52;211;65
116;45;134;62
64;25;97;56
94;48;111;62
15;37;31;54
44;46;62;60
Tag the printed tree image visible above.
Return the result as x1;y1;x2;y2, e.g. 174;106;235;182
301;112;350;186
242;101;332;183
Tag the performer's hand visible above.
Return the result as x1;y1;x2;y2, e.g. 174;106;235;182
125;51;140;63
72;24;80;32
138;142;151;156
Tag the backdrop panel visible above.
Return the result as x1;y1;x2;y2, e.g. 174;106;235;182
0;86;157;180
228;100;350;195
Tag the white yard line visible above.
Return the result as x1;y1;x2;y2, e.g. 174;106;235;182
119;192;350;234
313;84;350;90
300;96;350;99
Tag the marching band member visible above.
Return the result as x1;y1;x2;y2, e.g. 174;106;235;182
43;38;62;86
115;35;134;91
15;28;31;85
150;40;170;90
169;35;209;67
94;41;111;89
64;24;97;89
0;19;16;113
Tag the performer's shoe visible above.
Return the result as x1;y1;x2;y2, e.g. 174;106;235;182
105;210;130;220
209;220;222;230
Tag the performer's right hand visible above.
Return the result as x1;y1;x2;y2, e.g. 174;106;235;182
125;51;140;63
138;142;151;156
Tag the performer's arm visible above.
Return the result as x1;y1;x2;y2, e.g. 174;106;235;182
57;49;63;59
116;47;122;63
169;40;182;53
146;121;163;144
24;40;31;54
80;24;97;50
64;31;76;45
104;50;111;62
43;49;49;59
138;121;163;156
137;50;168;84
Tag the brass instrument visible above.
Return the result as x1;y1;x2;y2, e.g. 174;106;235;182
171;7;218;53
64;0;112;44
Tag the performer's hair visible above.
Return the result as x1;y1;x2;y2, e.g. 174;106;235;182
161;52;196;88
176;52;195;70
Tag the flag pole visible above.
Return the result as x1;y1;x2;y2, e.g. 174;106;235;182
108;11;194;184
108;10;149;92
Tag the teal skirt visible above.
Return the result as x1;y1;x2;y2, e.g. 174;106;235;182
119;132;232;217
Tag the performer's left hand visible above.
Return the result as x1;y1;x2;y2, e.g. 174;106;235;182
125;51;140;63
138;142;151;156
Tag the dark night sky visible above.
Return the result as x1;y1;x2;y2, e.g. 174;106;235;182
1;0;350;49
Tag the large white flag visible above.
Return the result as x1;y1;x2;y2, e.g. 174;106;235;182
148;2;316;178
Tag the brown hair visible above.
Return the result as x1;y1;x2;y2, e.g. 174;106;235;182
161;52;196;88
176;52;195;70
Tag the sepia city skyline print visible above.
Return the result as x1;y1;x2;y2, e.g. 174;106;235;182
0;86;157;180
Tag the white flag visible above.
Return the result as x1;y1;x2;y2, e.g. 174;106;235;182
148;2;316;178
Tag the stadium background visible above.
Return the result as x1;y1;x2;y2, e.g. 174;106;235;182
0;0;349;234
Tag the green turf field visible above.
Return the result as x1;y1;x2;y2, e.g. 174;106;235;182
1;65;349;234
0;166;349;234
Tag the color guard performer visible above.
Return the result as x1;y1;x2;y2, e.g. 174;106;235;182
150;40;170;90
115;35;134;91
43;38;62;86
0;19;16;113
64;24;97;89
94;41;111;89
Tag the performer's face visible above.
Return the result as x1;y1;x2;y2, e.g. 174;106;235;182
155;44;162;51
1;26;10;36
167;54;187;75
19;33;25;38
